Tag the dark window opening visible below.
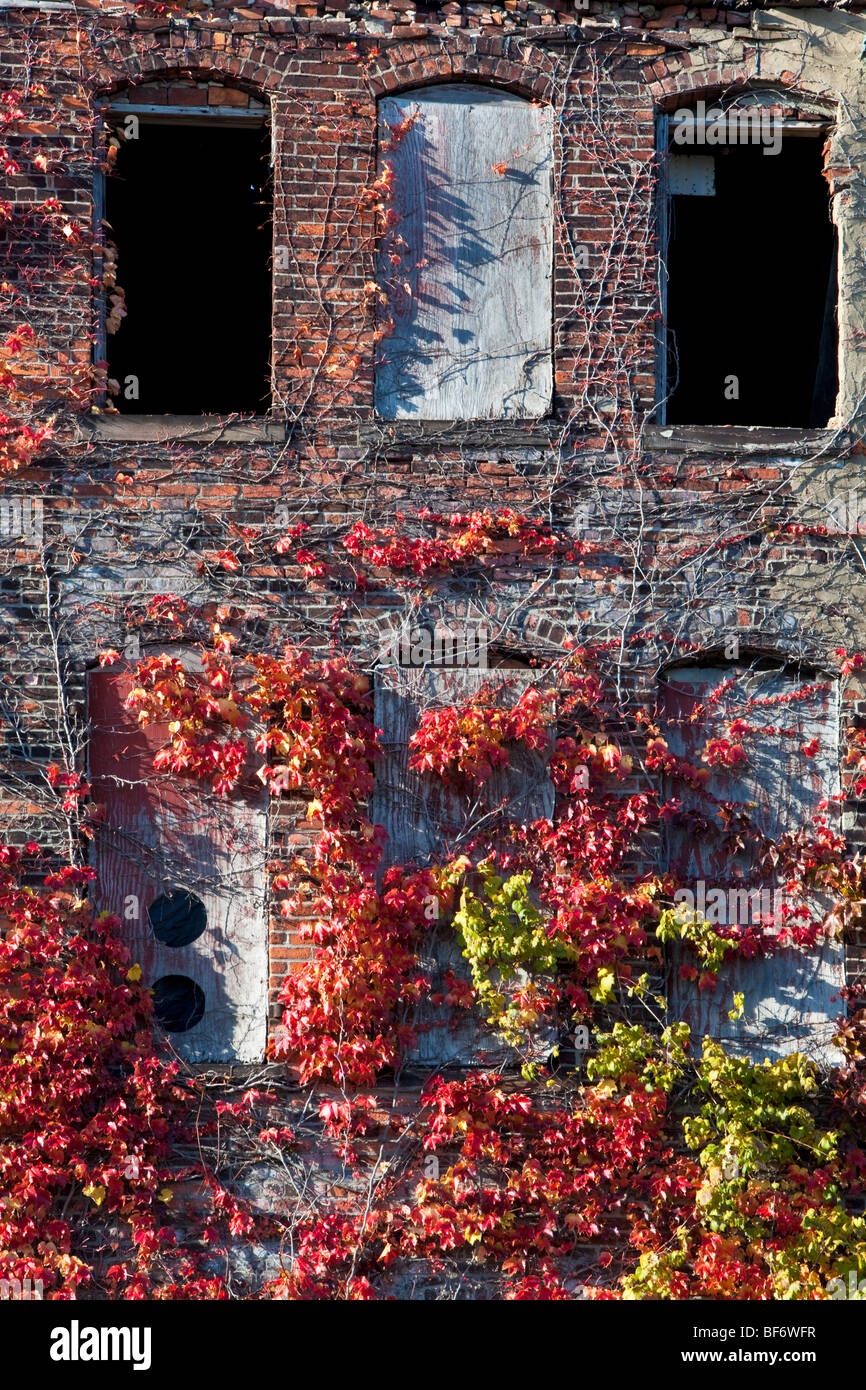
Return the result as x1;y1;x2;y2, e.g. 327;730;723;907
105;118;272;415
152;974;206;1033
148;889;207;948
488;649;535;671
663;131;837;427
662;648;824;685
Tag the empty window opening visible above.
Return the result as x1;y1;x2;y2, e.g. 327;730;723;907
661;116;837;427
104;112;272;414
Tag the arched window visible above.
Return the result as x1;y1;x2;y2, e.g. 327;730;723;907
659;653;843;1065
100;81;272;415
375;84;553;421
658;95;837;426
88;658;268;1062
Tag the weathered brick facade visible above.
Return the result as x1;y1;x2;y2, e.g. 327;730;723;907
3;0;866;1295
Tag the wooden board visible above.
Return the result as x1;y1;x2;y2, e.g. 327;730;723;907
373;666;553;869
373;665;554;1068
661;663;844;1066
88;669;268;1063
375;85;553;421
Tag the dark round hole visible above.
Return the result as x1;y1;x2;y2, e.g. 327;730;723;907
152;975;205;1033
147;889;207;948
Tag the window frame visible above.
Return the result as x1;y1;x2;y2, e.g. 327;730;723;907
653;103;837;435
92;94;275;425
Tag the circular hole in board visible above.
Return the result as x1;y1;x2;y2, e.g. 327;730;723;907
147;889;207;948
152;974;206;1033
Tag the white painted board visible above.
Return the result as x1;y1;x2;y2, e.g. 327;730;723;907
375;86;553;421
89;670;268;1063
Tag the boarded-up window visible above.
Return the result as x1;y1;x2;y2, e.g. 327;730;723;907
660;659;844;1066
375;85;553;421
373;663;554;1067
373;665;554;869
89;668;268;1063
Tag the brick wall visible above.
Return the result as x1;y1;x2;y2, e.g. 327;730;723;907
2;0;866;1037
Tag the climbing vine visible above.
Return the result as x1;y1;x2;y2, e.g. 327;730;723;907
2;5;866;1306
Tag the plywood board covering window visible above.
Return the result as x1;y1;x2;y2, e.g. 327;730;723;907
88;668;268;1063
375;85;554;421
660;660;843;1066
374;663;554;1068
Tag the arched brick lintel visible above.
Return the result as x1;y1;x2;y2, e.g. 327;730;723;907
366;40;556;104
87;39;285;103
645;52;836;116
88;35;556;108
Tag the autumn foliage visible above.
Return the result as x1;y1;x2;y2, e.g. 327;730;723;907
66;586;866;1299
4;56;866;1304
0;849;229;1298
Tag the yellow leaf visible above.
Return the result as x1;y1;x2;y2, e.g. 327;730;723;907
126;963;142;982
590;966;616;1003
727;991;745;1022
83;1183;106;1206
158;1187;173;1203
